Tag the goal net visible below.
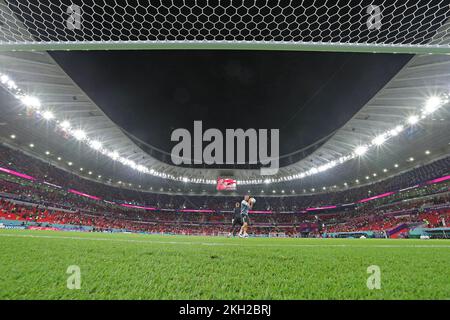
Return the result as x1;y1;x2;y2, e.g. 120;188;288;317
0;0;450;53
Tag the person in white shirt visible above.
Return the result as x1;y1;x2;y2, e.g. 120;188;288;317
239;195;254;238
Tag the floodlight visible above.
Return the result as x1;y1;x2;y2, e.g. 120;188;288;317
20;95;41;109
407;115;419;125
354;145;368;156
372;134;386;146
72;129;86;140
423;96;442;114
90;140;102;150
60;120;71;129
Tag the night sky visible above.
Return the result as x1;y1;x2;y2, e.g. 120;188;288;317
50;50;412;165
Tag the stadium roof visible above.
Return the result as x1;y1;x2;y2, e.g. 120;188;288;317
0;3;450;195
0;50;449;195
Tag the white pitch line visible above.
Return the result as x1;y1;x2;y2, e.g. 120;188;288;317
1;232;450;248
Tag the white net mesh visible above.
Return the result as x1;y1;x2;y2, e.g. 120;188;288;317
0;0;450;53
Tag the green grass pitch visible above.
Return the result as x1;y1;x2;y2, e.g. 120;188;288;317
0;229;449;300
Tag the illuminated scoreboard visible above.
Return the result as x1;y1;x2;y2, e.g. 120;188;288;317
216;177;237;191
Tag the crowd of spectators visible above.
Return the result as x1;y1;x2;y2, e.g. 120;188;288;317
1;144;449;211
0;143;449;236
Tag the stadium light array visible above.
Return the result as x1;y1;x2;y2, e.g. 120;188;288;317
108;151;120;160
407;115;420;125
0;75;11;85
372;134;386;146
72;129;87;141
354;145;368;156
0;71;448;187
19;95;41;109
60;120;71;129
89;140;102;150
42;111;54;120
389;125;404;136
423;96;443;114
